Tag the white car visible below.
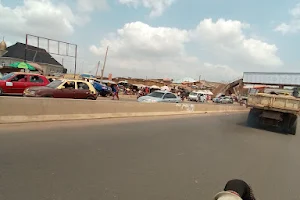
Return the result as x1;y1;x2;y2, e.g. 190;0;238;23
188;92;199;101
138;90;181;103
189;92;206;102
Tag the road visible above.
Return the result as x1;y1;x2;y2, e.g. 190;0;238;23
0;113;299;200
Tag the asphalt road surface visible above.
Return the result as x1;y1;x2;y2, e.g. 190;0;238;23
0;113;299;200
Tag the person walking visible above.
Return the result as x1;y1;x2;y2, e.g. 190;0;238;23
214;179;256;200
112;84;119;100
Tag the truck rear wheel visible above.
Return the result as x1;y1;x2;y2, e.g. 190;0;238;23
247;109;259;127
288;115;297;135
282;114;297;135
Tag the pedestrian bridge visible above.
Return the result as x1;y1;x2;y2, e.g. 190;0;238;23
243;72;300;86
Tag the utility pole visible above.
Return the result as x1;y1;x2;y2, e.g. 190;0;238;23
95;61;101;77
100;46;109;83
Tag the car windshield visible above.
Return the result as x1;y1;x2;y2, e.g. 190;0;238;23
47;80;63;88
190;92;197;95
147;91;164;98
0;73;15;80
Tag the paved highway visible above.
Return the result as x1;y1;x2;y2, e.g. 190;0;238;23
0;113;299;200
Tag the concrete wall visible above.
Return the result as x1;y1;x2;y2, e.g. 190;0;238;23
0;97;247;116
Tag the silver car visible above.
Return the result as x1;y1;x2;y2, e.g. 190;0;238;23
137;90;181;103
220;96;234;104
188;92;199;101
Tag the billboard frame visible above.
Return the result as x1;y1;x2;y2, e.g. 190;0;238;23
25;34;78;78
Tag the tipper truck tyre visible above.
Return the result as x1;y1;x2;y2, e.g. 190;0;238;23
288;115;297;135
280;114;297;135
247;109;259;128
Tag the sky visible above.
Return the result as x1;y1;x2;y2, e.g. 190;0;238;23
0;0;300;82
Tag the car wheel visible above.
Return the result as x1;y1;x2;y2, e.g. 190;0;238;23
87;96;96;100
0;88;3;96
289;116;297;135
247;109;259;127
43;95;53;98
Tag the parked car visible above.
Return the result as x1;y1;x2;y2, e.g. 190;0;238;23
212;95;225;103
137;90;181;103
220;96;234;104
188;92;199;101
23;79;98;100
91;79;112;97
0;72;49;96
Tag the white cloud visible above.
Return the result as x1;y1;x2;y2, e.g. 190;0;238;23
77;0;108;12
91;22;189;59
274;3;300;34
0;0;105;39
191;19;282;67
0;0;78;38
90;19;282;81
118;0;175;17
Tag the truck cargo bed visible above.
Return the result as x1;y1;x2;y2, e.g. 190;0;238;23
247;93;300;114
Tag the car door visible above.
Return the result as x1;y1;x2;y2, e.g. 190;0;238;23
8;74;30;94
75;81;90;99
163;93;178;103
53;81;76;98
28;75;46;88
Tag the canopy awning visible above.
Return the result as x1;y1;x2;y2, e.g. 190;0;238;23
102;80;116;84
133;84;146;88
196;90;213;95
27;62;44;72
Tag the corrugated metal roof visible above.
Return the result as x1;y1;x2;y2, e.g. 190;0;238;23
3;43;62;66
243;72;300;85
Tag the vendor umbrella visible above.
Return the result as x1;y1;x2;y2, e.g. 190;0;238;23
9;62;36;71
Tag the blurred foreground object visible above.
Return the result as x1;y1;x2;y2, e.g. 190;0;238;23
214;179;256;200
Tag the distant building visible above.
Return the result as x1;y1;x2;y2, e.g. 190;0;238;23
0;39;67;75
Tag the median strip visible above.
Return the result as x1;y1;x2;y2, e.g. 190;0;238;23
0;110;249;124
0;97;249;124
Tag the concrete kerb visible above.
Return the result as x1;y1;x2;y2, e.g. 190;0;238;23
0;110;249;124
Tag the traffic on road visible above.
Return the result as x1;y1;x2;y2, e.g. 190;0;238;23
0;72;242;107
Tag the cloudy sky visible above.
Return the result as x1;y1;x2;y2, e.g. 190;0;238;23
0;0;299;81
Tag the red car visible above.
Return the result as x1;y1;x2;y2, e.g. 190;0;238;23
0;72;50;96
23;79;98;100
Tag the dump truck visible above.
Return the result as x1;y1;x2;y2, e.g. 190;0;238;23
246;93;300;135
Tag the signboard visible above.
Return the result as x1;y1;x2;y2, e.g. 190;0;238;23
243;72;300;86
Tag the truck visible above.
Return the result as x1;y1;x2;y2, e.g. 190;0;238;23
246;93;300;135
